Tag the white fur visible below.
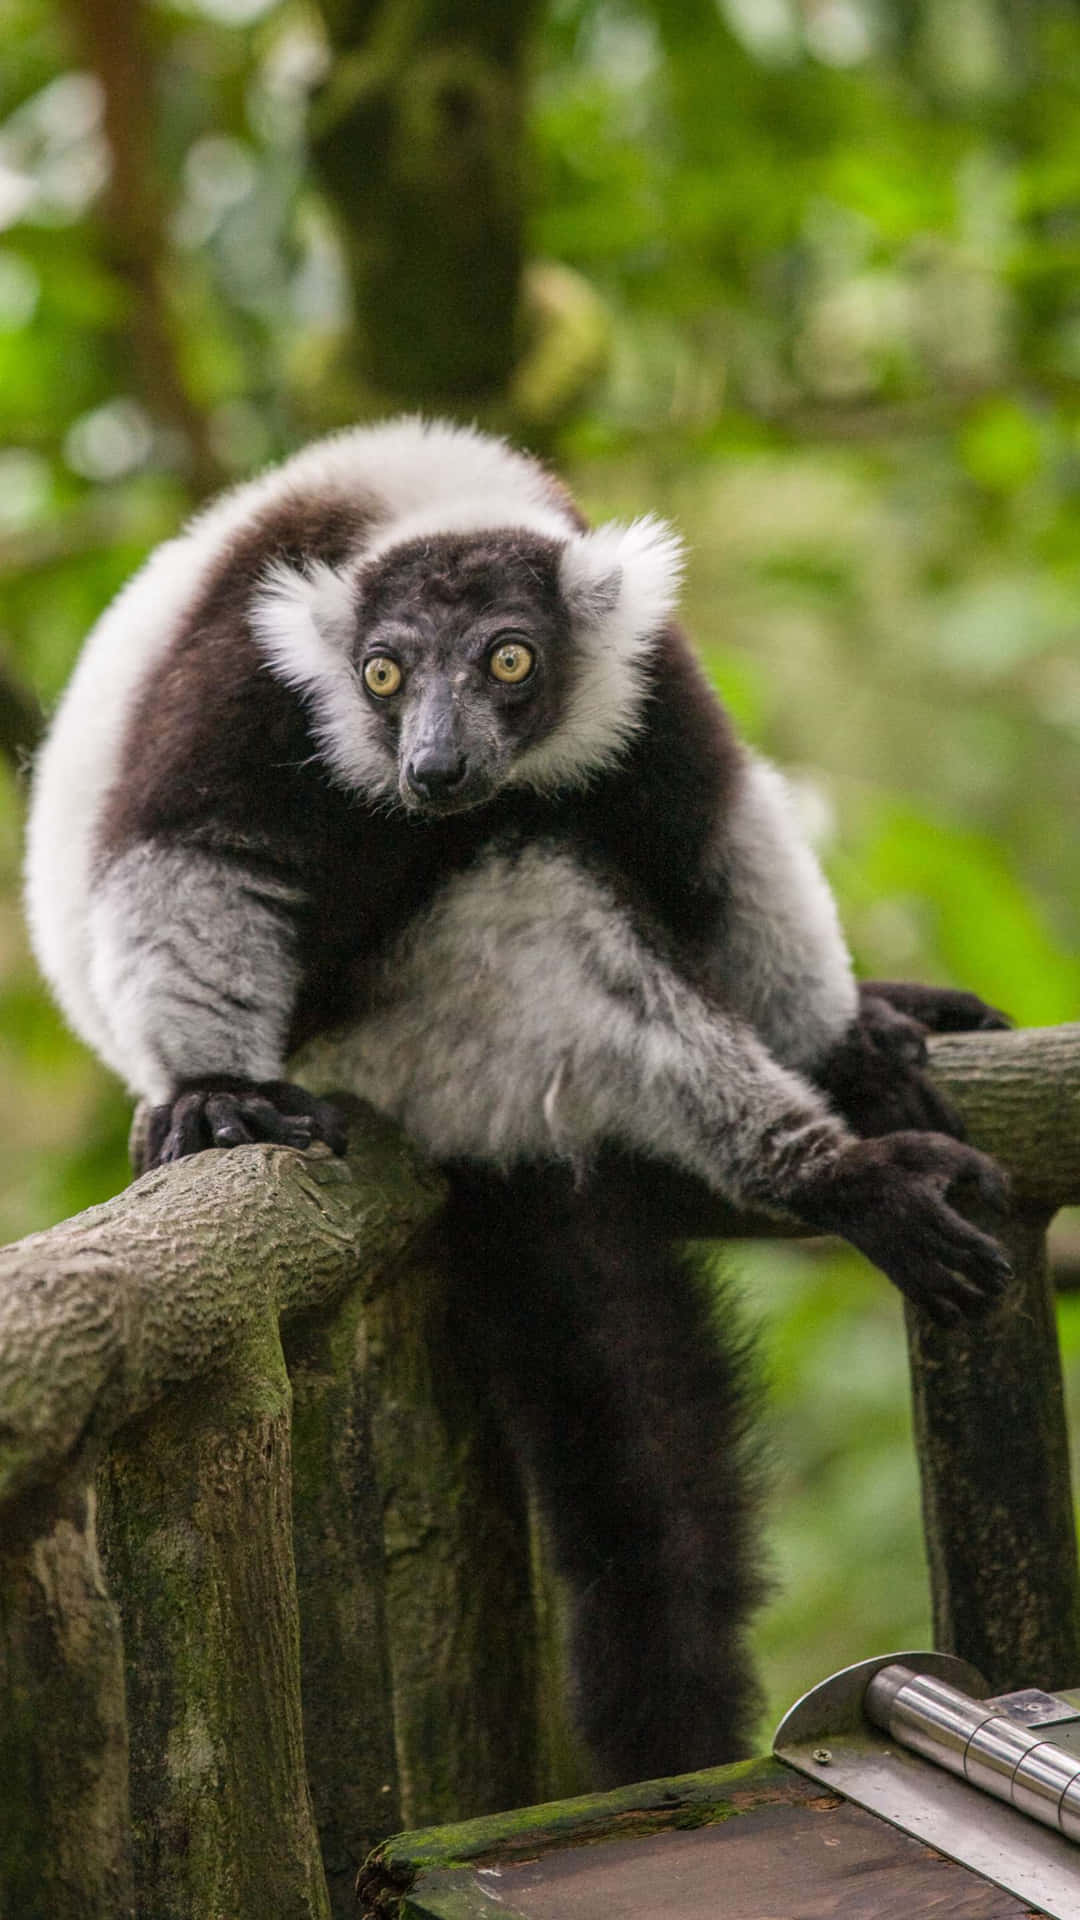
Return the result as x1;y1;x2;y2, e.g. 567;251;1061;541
360;496;576;560
249;560;396;796
509;516;684;791
707;753;857;1069
85;845;303;1099
559;515;684;640
306;842;850;1207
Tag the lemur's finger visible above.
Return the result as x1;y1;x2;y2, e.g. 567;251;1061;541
926;990;1012;1033
863;982;1011;1033
251;1082;350;1153
859;993;929;1063
308;1098;350;1154
887;1074;966;1140
159;1091;214;1161
944;1150;1011;1219
205;1094;256;1148
142;1103;176;1171
236;1096;317;1148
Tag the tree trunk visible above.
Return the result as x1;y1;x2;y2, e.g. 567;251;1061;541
312;0;542;408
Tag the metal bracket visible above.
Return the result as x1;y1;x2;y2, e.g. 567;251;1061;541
773;1651;1080;1919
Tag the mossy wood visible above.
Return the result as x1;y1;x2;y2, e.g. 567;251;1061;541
0;1028;1077;1917
357;1754;1036;1919
901;1028;1080;1689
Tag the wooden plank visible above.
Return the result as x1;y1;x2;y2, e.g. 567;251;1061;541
395;1801;1043;1920
473;1799;1040;1919
361;1758;1046;1920
362;1756;812;1887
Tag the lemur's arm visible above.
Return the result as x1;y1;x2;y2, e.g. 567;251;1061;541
334;841;1010;1324
707;754;1007;1138
91;841;346;1170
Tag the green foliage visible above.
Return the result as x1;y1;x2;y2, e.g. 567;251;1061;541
1;0;1077;1749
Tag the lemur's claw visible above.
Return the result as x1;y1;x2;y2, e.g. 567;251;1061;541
136;1077;349;1172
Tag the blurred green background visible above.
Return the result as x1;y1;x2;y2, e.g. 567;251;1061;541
0;0;1078;1741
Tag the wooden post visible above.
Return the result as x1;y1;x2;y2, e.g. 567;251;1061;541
367;1239;542;1828
914;1025;1080;1689
97;1315;331;1920
284;1287;403;1918
0;1472;133;1920
284;1233;553;1918
906;1211;1080;1689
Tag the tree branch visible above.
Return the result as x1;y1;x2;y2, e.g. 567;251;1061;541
0;1104;444;1510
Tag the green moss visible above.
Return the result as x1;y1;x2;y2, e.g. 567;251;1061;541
372;1754;791;1877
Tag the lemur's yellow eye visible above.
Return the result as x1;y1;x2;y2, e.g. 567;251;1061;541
363;656;403;697
489;640;535;685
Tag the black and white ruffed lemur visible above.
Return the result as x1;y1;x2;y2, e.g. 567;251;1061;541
25;420;1010;1784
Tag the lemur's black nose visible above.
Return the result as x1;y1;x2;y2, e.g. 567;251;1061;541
406;752;469;799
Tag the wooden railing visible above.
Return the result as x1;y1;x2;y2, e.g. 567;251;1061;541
1;1025;1078;1920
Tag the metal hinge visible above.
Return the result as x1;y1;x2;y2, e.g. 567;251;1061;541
773;1650;1080;1918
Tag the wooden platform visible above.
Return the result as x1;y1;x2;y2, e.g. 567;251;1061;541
358;1756;1045;1918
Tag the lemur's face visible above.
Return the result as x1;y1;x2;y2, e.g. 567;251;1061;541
252;512;681;810
353;535;575;816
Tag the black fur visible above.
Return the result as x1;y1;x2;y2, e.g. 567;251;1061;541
815;982;1011;1139
446;1157;767;1781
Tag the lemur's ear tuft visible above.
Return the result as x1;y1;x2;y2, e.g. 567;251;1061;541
509;518;685;794
249;560;397;796
559;517;685;647
249;560;356;692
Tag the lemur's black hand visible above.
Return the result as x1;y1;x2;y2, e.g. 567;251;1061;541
793;1132;1012;1325
815;981;1010;1140
137;1077;349;1173
861;980;1011;1034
